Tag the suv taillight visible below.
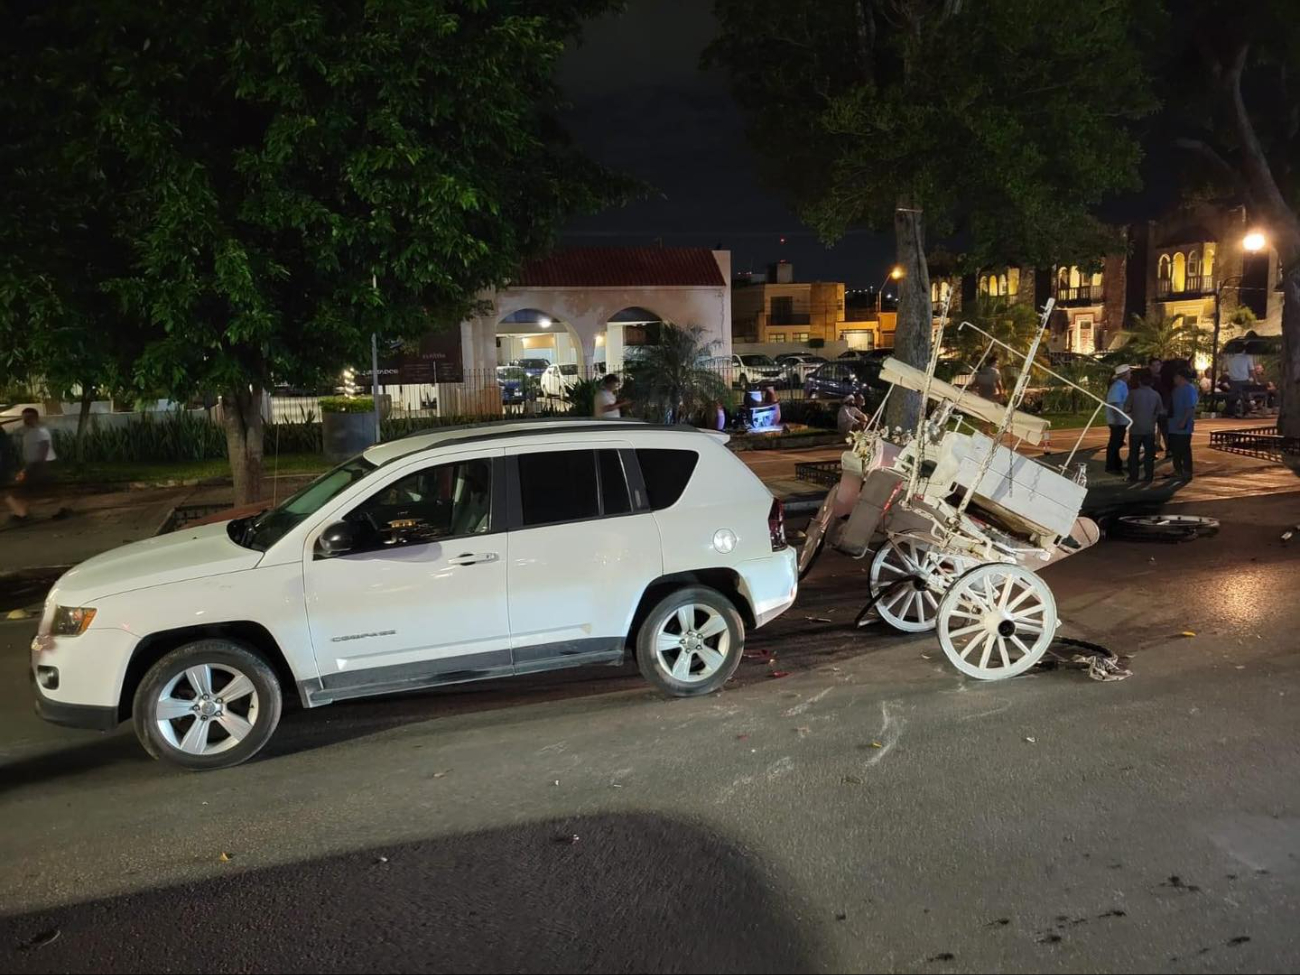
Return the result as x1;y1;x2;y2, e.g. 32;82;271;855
769;498;787;551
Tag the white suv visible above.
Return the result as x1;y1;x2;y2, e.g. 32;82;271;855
32;420;798;770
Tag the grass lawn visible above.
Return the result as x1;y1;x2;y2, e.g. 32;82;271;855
53;452;331;485
1039;410;1107;431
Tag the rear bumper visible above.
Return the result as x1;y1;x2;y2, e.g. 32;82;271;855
740;548;799;628
34;687;120;731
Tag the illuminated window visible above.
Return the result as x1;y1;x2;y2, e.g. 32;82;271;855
1158;254;1171;279
979;274;990;295
1069;266;1082;289
931;282;938;302
1203;243;1216;279
940;281;951;302
1187;249;1200;278
999;273;1008;295
1172;251;1186;292
1008;268;1020;295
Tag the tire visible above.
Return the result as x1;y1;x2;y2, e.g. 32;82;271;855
635;586;745;697
133;640;283;771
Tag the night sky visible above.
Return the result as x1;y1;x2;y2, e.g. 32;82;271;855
556;1;1181;289
557;0;896;289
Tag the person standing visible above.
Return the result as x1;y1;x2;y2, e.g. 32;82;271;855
1223;343;1256;417
1105;364;1132;475
1148;357;1171;454
973;354;1004;402
5;408;56;521
593;374;630;419
1167;369;1199;480
837;395;868;437
1124;373;1164;483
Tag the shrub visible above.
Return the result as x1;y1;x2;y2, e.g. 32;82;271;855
319;396;375;414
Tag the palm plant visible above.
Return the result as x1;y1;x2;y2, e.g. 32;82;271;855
946;294;1048;385
1121;312;1199;362
624;323;729;425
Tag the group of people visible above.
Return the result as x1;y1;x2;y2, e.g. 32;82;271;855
1106;357;1198;483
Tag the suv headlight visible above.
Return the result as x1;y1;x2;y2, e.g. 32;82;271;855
51;606;97;636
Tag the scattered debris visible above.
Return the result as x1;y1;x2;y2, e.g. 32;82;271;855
1097;909;1127;919
769;670;791;679
835;912;848;921
553;779;560;786
735;734;749;740
841;775;863;785
218;852;232;863
1037;933;1062;944
1181;630;1196;638
17;929;60;952
868;740;883;749
1025;736;1036;743
927;952;955;962
804;616;833;623
986;918;1010;927
1227;936;1251;946
432;771;448;779
552;834;580;845
611;783;623;789
1159;875;1201;893
376;856;389;864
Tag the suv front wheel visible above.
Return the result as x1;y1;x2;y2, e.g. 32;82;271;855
636;586;745;697
132;640;283;771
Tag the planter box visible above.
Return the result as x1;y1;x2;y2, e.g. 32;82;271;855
322;410;378;463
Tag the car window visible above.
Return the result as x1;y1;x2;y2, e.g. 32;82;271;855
241;456;377;550
345;458;493;550
636;448;699;510
598;450;632;516
518;450;600;526
561;364;579;375
741;355;777;366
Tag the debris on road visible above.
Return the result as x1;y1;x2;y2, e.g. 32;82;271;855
553;833;580;845
16;928;60;952
218;852;232;863
769;670;791;679
841;775;863;785
376;856;389;864
927;952;955;962
804;616;833;623
868;740;883;749
432;770;449;778
1025;737;1037;743
1181;630;1196;637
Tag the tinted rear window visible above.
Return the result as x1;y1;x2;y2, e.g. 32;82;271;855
518;451;599;526
636;449;699;510
598;450;631;516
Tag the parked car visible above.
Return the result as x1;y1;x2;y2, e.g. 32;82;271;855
775;353;826;386
804;359;885;400
513;358;551;380
32;420;799;770
730;353;785;388
497;365;527;404
541;362;581;398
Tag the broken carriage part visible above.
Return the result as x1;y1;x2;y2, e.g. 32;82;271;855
1112;514;1220;543
868;535;974;632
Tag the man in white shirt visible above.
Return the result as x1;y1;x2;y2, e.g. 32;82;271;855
6;408;56;521
593;374;630;419
837;395;868;437
1224;348;1256;417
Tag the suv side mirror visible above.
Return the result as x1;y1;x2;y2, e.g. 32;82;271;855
317;521;356;558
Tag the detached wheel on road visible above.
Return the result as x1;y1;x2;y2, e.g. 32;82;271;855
133;640;283;771
936;564;1057;680
636;586;744;697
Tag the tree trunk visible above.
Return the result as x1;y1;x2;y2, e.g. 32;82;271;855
221;385;265;506
885;199;932;433
1277;266;1300;439
74;384;94;466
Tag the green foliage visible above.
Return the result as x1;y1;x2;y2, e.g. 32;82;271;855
706;0;1158;268
946;296;1045;372
1121;312;1200;362
564;377;600;418
624;323;730;424
0;0;626;429
319;396;375;414
1225;305;1258;337
54;412;228;464
1040;357;1112;415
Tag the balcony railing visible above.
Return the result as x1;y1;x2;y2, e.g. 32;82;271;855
1054;284;1104;304
1157;275;1214;298
769;312;811;326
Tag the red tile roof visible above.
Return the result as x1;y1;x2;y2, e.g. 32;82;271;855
514;247;724;289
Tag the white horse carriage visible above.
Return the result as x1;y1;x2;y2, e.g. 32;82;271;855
800;298;1129;679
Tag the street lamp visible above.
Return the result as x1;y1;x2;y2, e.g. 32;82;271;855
876;265;904;315
1210;231;1268;391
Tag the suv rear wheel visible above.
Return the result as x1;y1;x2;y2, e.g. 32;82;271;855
132;640;283;771
635;586;745;697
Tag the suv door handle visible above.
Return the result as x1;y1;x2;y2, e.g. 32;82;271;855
448;552;499;566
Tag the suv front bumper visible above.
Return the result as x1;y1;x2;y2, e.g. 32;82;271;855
33;686;120;731
30;628;138;731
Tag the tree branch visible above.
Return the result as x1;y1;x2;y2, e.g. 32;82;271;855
1173;136;1245;195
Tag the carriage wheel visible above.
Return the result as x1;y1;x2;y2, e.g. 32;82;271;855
798;492;837;580
936;564;1057;679
869;536;972;633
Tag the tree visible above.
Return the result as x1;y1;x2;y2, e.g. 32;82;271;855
624;323;729;425
1;0;624;503
1167;1;1300;435
945;295;1044;372
706;0;1157;431
1121;312;1196;362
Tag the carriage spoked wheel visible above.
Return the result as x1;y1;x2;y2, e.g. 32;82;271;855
869;535;973;632
798;492;838;580
936;563;1058;679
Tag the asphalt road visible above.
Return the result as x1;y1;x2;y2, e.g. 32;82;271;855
2;489;1300;973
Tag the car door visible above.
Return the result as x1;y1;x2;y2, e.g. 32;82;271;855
504;442;662;673
302;448;511;699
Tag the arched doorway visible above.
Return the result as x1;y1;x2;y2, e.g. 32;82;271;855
606;306;665;373
496;308;586;409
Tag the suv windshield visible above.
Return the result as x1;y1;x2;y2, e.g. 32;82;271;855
741;355;778;367
560;364;579;375
233;456;377;551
